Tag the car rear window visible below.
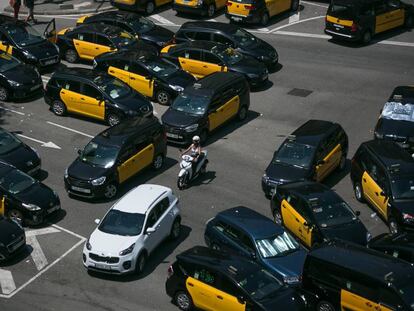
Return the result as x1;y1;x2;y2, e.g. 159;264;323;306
328;2;357;19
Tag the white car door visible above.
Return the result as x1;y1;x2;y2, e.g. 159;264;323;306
154;197;172;240
142;207;163;254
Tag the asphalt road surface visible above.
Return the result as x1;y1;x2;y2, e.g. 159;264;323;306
1;2;414;310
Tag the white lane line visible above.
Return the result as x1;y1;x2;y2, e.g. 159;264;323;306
288;11;300;24
301;0;328;8
46;121;94;138
378;40;414;47
275;30;330;39
269;15;325;32
0;269;16;295
149;14;175;25
0;106;25;116
207;18;217;22
26;227;60;238
16;134;61;149
52;224;86;240
26;236;48;271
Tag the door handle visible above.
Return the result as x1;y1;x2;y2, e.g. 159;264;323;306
61;91;66;94
109;70;115;73
131;77;136;80
363;178;367;182
181;61;186;64
80;97;85;100
295;218;300;222
187;282;194;287
75;43;79;46
375;192;379;196
365;302;373;307
95;47;100;50
203;65;208;68
217;295;223;300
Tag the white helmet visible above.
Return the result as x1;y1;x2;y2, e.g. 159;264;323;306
192;135;200;143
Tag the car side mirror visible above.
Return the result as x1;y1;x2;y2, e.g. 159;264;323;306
94;218;100;224
317;159;325;166
77;148;82;155
355;211;361;216
380;191;386;196
237;295;246;304
250;251;256;259
146;227;156;234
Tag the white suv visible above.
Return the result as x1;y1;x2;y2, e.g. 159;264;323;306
83;184;181;275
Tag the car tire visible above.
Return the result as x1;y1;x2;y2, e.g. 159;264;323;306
177;175;187;190
64;48;79;63
135;252;147;274
152;154;164;170
7;209;24;225
107;113;121;127
145;1;155;15
291;0;299;11
261;12;270;26
339;154;346;171
354;182;365;202
52;100;67;116
199;129;208;145
361;30;372;45
170;218;181;240
0;86;9;101
237;105;248;121
273;208;282;225
207;4;215;17
389;218;400;235
156;89;171;105
103;183;118;199
405;14;413;28
317;301;336;311
175;291;193;311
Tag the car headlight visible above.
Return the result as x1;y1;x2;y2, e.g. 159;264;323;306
23;51;37;61
91;176;106;186
86;240;92;251
119;243;135;256
184;124;198;132
283;276;300;284
22;203;41;211
7;80;21;87
366;231;372;242
64;168;68;179
403;213;414;222
169;84;184;92
374;131;384;139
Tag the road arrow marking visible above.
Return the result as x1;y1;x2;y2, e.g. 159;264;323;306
0;269;16;295
26;236;48;271
16;134;61;149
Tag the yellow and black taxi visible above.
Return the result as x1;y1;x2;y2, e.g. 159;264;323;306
0;127;41;176
374;86;414;153
0;52;42;101
166;246;308;311
161;41;268;87
225;0;299;26
350;139;414;234
174;21;278;68
64;116;167;200
0;15;59;68
76;11;174;49
172;0;226;18
0;161;60;226
270;181;370;249
262;120;348;198
302;240;414;311
110;0;172;15
44;67;153;126
94;50;195;105
161;72;250;144
368;232;414;263
56;23;139;63
0;215;26;261
325;0;414;44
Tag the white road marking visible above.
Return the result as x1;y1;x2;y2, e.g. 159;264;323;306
289;11;300;24
26;236;48;271
150;102;158;115
52;224;86;240
16;134;61;149
269;15;325;32
46;121;94;138
149;14;175;25
0;269;16;295
301;0;328;8
73;1;92;9
26;227;60;238
257;27;270;32
0;106;25;116
207;19;217;22
378;40;414;47
274;30;330;39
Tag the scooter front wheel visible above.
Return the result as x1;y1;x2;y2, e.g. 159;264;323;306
177;176;186;190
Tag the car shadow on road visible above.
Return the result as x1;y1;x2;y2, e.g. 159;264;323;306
323;159;351;189
0;245;33;268
186;171;217;189
87;224;192;282
251;78;274;92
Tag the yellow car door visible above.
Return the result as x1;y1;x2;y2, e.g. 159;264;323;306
208;96;226;131
341;289;379;311
73;32;95;59
221;95;240;124
108;63;130;85
277;0;292;14
128;63;154;98
203;52;228;77
362;171;377;207
130;143;154;175
80;84;105;120
214;290;245;311
93;35;114;59
281;199;303;241
0;196;5;216
375;2;391;34
387;7;405;29
186;276;217;310
0;39;12;55
117;146;137;183
59;81;82;113
369;177;389;220
315;144;342;181
178;49;206;78
265;0;278;16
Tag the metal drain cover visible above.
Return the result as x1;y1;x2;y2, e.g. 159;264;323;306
287;88;313;97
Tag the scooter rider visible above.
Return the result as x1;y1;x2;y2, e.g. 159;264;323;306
182;136;202;171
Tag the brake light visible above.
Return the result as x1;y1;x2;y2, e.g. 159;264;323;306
167;265;174;278
245;4;254;9
351;22;358;32
226;1;232;6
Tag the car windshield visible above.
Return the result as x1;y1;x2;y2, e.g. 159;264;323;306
99;209;145;236
0;168;36;194
94;76;130;99
237;268;283;301
232;28;258;48
5;24;44;46
311;199;356;227
211;46;242;65
381;102;414;123
0;129;22;154
145;59;178;78
273;141;315;169
127;17;154;33
391;177;414;200
110;31;135;47
171;93;209;116
0;53;20;73
256;232;300;258
328;2;356;19
80;142;119;168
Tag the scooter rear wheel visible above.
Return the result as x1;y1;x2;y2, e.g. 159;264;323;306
177;176;186;190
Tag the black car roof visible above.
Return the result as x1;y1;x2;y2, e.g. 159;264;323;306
216;206;284;239
86;10;141;22
180;21;240;34
93;116;159;147
278;181;341;202
71;23;125;36
370;232;414;249
290;120;337;146
309;241;414;287
0;160;15;175
184;72;244;97
171;40;222;52
101;49;158;63
53;67;107;81
390;86;414;101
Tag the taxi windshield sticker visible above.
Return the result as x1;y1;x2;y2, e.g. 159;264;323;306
381;101;414;122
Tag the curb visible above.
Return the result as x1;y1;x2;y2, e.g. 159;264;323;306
4;5;114;16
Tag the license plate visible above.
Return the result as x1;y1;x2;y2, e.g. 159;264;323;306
232;17;242;21
333;23;344;29
95;263;109;270
166;132;180;139
71;186;91;193
47;205;60;214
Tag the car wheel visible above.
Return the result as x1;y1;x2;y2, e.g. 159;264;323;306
175;291;193;311
103;183;118;199
145;1;155;15
405;14;413;28
261;12;270;26
156;89;171;105
339;154;346;171
361;30;372;44
107;113;121;127
317;301;336;311
52;100;66;116
0;86;9;101
64;48;78;63
354;182;364;202
152;154;164;170
199;129;208;145
8;209;24;224
237;106;248;121
170;218;181;240
135;252;147;274
200;162;207;174
389;218;400;235
291;0;299;11
207;4;215;17
273;209;282;225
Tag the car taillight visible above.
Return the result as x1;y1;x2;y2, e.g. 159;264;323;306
245;4;254;9
226;1;232;6
167;265;174;278
351;22;358;32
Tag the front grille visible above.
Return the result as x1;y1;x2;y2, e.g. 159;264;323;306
89;253;120;264
39;55;59;66
7;235;25;253
67;176;90;187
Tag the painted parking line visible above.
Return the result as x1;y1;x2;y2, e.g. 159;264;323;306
300;0;328;8
46;121;94;138
0;270;16;295
26;236;48;271
269;15;325;32
288;11;300;24
274;30;330;39
0;106;25;116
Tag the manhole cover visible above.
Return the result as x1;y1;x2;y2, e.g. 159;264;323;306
287;88;313;97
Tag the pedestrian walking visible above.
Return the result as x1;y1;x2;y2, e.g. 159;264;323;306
24;0;36;23
9;0;21;19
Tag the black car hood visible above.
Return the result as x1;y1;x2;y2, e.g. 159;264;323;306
162;108;201;128
0;217;24;244
238;39;276;60
320;221;368;245
258;288;306;311
14;182;57;210
161;71;195;88
140;25;174;44
68;158;109;181
265;162;310;183
229;56;267;75
375;118;414;139
3;64;40;85
262;249;306;279
393;200;414;214
23;40;59;59
110;92;152;112
0;144;40;173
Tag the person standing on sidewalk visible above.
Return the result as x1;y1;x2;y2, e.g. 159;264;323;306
24;0;36;23
10;0;21;19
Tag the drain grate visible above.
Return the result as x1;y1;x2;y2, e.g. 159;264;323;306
287;88;313;97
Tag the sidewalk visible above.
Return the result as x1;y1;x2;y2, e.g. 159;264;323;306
4;0;114;15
